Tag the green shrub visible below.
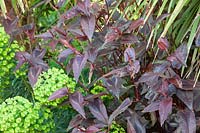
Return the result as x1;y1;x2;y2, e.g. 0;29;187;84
33;67;76;106
0;96;55;132
109;121;126;133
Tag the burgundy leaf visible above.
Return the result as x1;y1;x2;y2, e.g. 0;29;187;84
108;98;132;125
127;111;146;133
77;0;91;16
152;14;170;27
15;52;30;71
158;37;170;51
142;101;160;112
124;47;136;62
167;44;187;69
127;119;136;133
126;18;144;33
69;92;86;118
87;47;98;63
159;80;169;95
49;39;58;50
73;54;88;82
67;114;84;132
58;49;73;62
178;109;196;133
159;97;172;126
86;126;100;133
138;72;159;83
48;88;68;101
81;15;96;41
35;31;54;39
105;27;121;43
176;89;193;110
28;66;42;87
61;6;79;21
72;128;84;133
120;34;139;44
2;16;18;35
88;99;108;124
103;77;125;99
168;74;183;88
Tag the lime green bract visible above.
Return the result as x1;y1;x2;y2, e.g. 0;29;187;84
0;27;25;89
33;67;76;106
0;96;55;133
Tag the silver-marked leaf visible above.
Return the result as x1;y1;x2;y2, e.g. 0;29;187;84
88;99;108;124
58;49;73;62
48;88;68;101
28;66;42;87
73;54;88;82
69;92;86;118
124;47;136;62
176;89;193;110
178;109;196;133
81;15;96;41
142;101;160;112
108;98;132;125
159;97;172;126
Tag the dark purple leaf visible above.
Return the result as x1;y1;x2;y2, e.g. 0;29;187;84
103;77;125;99
168;74;182;88
167;44;187;69
124;47;136;62
73;54;88;82
158;37;170;51
87;47;98;63
182;79;200;90
127;111;146;133
193;90;200;111
72;128;84;133
159;80;169;95
58;49;73;62
178;109;196;133
32;48;46;59
81;15;96;41
108;98;132;125
142;101;160;112
159;97;172;126
138;72;159;83
35;31;54;39
15;52;30;71
153;62;170;73
126;18;144;33
176;89;193;110
67;114;84;132
88;99;108;124
105;27;121;43
77;0;91;16
120;34;139;44
127;119;136;133
86;126;100;133
48;88;68;101
49;39;58;51
152;14;170;27
69;92;86;118
196;33;200;47
28;66;42;87
2;16;18;35
60;6;79;21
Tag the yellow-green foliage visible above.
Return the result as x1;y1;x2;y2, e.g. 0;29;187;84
0;27;25;88
110;121;126;133
33;67;76;106
0;96;55;133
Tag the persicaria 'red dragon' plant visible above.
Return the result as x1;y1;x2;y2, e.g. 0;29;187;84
13;0;200;132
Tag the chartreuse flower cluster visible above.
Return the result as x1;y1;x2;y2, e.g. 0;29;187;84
109;121;126;133
33;67;76;106
0;96;55;132
0;26;25;88
90;82;113;101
